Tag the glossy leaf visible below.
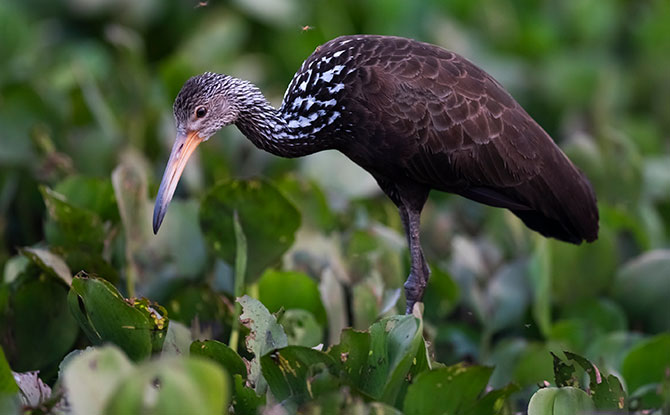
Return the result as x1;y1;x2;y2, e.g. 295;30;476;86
2;269;79;372
279;309;324;347
54;175;119;222
621;333;670;404
199;178;300;280
190;340;247;379
20;247;72;286
613;250;670;332
258;269;328;325
552;352;577;387
232;374;265;414
469;383;519;415
276;174;337;232
423;264;460;320
549;227;618;304
562;351;626;411
61;346;134;415
67;273;168;361
513;343;555;387
552;351;626;411
0;348;19;414
40;186;106;253
261;346;338;404
403;365;494;415
327;329;371;384
163;282;227;324
238;295;288;391
529;239;551;336
528;387;595;415
327;314;423;406
161;321;192;356
104;356;229;415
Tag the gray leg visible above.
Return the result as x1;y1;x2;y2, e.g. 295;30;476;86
400;205;430;314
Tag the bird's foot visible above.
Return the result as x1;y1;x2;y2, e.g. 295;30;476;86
404;274;427;315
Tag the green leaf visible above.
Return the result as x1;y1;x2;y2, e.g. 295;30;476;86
258;269;328;326
161;321;192;356
369;315;423;405
528;387;595;415
469;383;519;415
232;374;265;415
40;186;107;253
552;352;577;387
0;348;19;415
560;351;626;411
403;365;494;415
613;250;670;332
238;295;288;391
327;328;372;385
279;309;324;347
621;333;670;403
54;175;119;222
20;247;72;286
67;273;168;361
113;155;208;294
327;315;423;406
529;239;551;336
0;348;17;394
548;319;589;353
423;264;460;320
61;346;134;415
104;357;229;415
190;340;247;379
549;227;618;304
352;278;381;329
61;251;120;285
560;298;627;334
484;260;531;333
230;209;247;352
276;174;336;232
584;331;644;376
163;282;227;324
513;342;555;388
199;178;300;280
299;389;407;414
261;346;338;404
2;269;79;372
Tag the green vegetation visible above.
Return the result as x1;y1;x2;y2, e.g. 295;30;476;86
1;0;669;413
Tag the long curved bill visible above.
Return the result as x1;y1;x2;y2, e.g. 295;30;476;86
152;130;203;234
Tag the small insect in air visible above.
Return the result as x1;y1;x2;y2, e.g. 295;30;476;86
195;0;208;8
300;25;314;32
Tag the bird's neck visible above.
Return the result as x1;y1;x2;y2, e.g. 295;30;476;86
233;84;333;158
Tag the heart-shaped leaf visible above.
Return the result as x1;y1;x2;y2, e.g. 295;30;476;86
199;178;300;281
67;273;168;361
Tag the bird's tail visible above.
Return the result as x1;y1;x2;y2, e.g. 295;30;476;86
460;151;599;244
509;151;599;244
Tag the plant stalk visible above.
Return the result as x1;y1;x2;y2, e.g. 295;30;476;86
228;210;247;352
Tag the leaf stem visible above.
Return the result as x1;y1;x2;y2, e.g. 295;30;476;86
229;210;247;352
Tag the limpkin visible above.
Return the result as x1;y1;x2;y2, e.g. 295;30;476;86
153;35;599;314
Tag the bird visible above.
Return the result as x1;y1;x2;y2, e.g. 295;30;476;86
152;35;599;314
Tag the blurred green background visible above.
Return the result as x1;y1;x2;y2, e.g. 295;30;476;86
1;0;670;411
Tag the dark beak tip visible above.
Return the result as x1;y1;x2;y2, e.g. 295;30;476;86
152;205;163;235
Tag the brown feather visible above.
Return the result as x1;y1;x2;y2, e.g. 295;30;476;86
322;35;598;243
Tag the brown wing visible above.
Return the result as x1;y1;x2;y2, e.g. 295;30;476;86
344;36;598;243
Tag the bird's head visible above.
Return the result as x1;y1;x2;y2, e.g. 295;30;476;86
153;72;241;234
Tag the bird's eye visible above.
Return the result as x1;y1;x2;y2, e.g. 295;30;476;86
195;107;207;118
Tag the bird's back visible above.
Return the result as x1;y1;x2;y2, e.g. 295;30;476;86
282;35;599;244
